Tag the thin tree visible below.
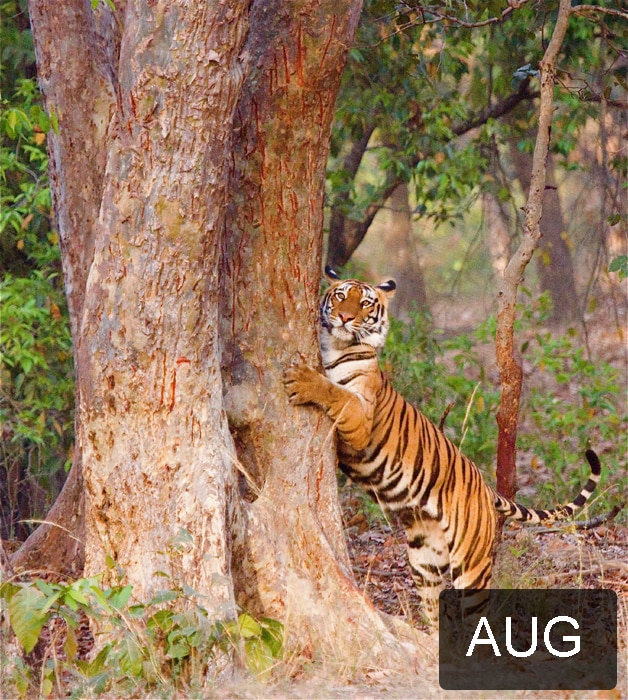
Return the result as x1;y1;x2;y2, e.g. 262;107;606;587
495;0;573;501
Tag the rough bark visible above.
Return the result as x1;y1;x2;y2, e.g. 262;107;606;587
8;459;85;577
222;0;420;662
495;0;572;502
27;0;116;337
75;0;250;608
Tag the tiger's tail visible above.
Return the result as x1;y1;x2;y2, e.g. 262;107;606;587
495;449;601;523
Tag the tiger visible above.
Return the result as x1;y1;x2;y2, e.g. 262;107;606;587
283;267;601;627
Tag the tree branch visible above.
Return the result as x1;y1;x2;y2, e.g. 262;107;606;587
452;80;538;136
327;80;537;267
369;0;535;43
571;5;628;21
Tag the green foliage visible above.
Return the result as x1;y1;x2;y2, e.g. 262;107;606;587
1;1;74;538
329;0;490;226
220;614;284;679
608;255;628;281
327;0;627;255
0;573;284;697
518;330;626;510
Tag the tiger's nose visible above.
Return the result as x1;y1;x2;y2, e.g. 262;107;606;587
338;311;355;324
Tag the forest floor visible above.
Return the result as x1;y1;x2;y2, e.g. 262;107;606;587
220;492;627;699
4;498;625;699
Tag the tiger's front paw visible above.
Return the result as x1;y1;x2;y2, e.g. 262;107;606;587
283;364;324;406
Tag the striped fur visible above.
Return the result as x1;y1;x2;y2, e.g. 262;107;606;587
283;272;601;626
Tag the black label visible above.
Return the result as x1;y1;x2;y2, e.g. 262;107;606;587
439;589;617;690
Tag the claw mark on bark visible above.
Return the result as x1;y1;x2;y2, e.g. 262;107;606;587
283;44;291;85
296;21;305;86
160;351;167;407
318;16;336;75
169;367;176;412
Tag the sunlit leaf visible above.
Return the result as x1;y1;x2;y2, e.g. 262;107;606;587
108;584;133;610
7;585;48;653
238;613;261;639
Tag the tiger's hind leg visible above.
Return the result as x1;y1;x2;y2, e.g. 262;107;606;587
404;516;449;628
447;499;496;622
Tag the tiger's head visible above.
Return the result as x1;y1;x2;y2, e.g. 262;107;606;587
320;267;396;349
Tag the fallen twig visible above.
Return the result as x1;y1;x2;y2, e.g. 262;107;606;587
353;565;400;578
538;560;628;585
576;504;624;530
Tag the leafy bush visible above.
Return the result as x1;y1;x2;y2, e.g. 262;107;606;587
1;5;74;539
0;571;284;697
518;331;626;510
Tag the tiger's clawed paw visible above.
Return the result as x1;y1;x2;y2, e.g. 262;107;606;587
283;364;322;405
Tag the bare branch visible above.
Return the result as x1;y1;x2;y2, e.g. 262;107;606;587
367;0;535;44
452;80;538;136
571;5;628;21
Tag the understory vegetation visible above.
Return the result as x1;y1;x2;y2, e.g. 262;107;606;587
1;548;284;697
382;302;626;516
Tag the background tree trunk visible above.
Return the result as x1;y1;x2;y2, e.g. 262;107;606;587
482;191;513;277
383;182;428;319
511;146;579;325
495;0;572;503
326;123;376;269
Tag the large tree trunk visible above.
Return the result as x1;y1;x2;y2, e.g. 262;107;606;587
75;0;249;607
16;0;425;669
222;0;418;661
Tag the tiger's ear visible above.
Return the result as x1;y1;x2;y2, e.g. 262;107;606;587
325;266;342;282
377;279;396;299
